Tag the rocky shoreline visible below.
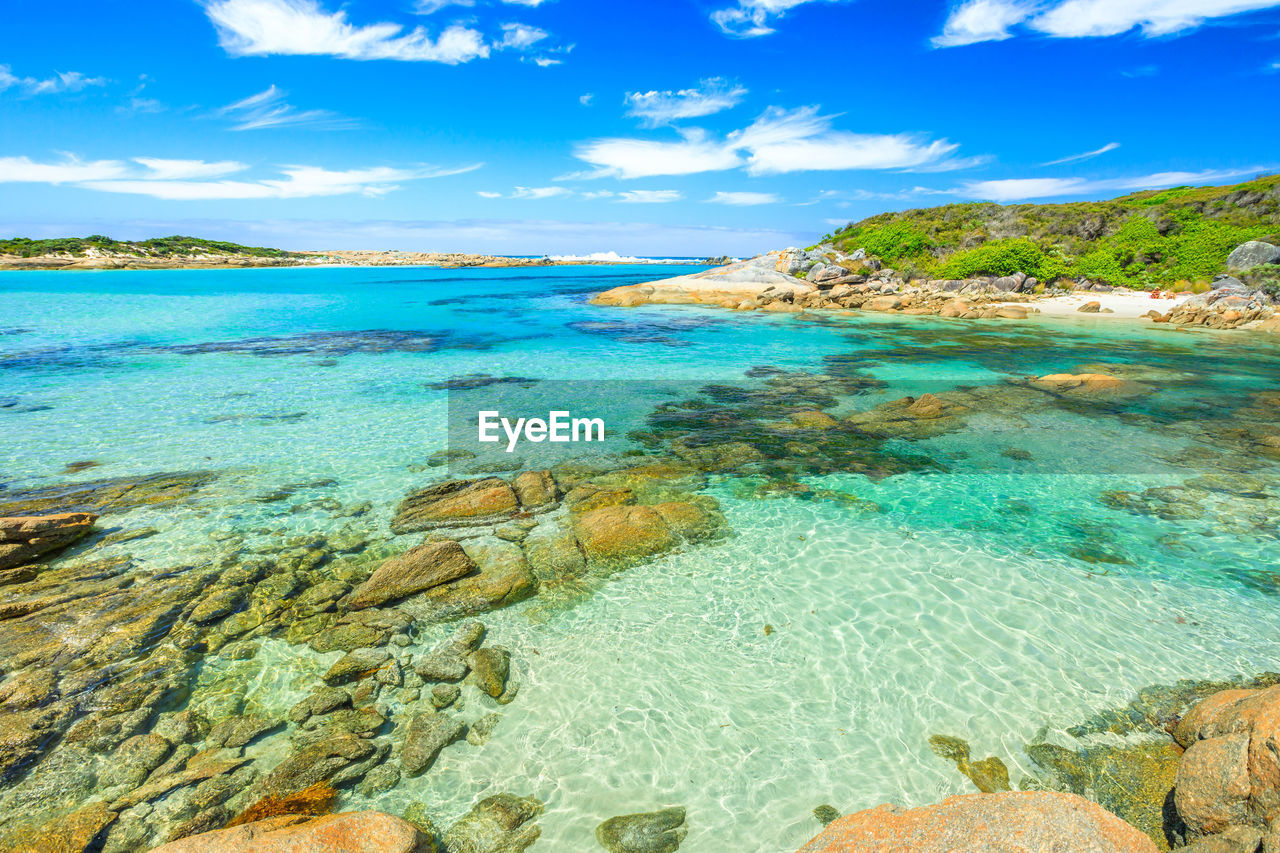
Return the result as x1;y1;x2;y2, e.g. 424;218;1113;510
592;245;1280;334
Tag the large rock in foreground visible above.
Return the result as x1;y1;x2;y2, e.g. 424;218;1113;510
391;478;519;534
148;811;430;853
0;513;97;570
1172;683;1280;838
795;791;1157;853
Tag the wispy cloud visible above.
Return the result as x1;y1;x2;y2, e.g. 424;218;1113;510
616;190;683;203
0;64;108;96
707;191;780;205
219;85;356;131
573;106;967;180
958;167;1268;201
1041;141;1120;166
625;78;747;126
477;185;571;199
936;0;1280;47
496;22;547;49
204;0;490;64
579;93;595;106
0;154;482;200
711;0;840;37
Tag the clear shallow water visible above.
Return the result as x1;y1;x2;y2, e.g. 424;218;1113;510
3;264;1280;851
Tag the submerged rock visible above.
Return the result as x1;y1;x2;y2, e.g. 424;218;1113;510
260;734;378;797
391;479;520;534
347;540;477;610
596;807;688;853
796;791;1158;853
400;712;464;777
468;647;510;698
416;622;486;682
573;505;676;567
405;538;536;622
927;734;1010;793
442;793;542;853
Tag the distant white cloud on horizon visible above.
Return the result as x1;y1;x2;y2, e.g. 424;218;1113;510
204;0;491;63
574;106;966;179
0;154;483;200
625;78;748;126
0;64;108;96
1041;142;1120;166
477;185;571;199
958;167;1268;201
936;0;1280;47
219;85;357;130
711;0;840;38
707;191;780;205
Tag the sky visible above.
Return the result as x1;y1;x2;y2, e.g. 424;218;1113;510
1;0;1279;256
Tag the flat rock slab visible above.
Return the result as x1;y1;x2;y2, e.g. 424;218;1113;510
148;811;427;853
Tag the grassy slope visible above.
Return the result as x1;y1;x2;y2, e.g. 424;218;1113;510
824;175;1280;290
0;235;305;259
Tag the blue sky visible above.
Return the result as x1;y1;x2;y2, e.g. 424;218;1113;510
1;0;1279;255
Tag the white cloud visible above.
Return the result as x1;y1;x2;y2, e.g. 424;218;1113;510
0;65;108;96
711;0;837;37
0;155;129;183
503;0;552;5
574;106;964;180
1033;0;1280;37
204;0;490;64
734;107;960;175
616;190;683;203
935;0;1280;46
532;57;562;66
0;154;483;200
496;22;547;49
478;186;571;199
959;167;1267;201
1041;142;1120;166
414;0;474;12
134;158;249;180
625;78;747;126
579;93;595;106
707;191;780;205
933;0;1035;47
219;85;355;130
573;129;744;179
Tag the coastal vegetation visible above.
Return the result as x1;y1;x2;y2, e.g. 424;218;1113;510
0;234;302;259
824;175;1280;290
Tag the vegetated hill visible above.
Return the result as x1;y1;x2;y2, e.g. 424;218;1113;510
824;174;1280;290
0;235;304;259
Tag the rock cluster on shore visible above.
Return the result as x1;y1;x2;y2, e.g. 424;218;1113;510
593;242;1280;332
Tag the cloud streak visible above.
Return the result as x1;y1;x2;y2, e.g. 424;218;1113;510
936;0;1280;47
711;0;840;37
958;167;1268;201
0;65;108;96
0;154;482;200
624;78;748;126
1041;142;1120;166
219;85;357;130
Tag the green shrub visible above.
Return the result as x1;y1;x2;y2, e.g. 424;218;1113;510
935;238;1046;278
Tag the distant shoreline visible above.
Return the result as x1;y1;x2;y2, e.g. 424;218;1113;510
0;249;717;272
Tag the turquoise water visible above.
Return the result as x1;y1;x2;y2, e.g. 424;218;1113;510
3;265;1280;851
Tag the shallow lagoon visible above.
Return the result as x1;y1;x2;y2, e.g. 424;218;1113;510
3;264;1280;851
